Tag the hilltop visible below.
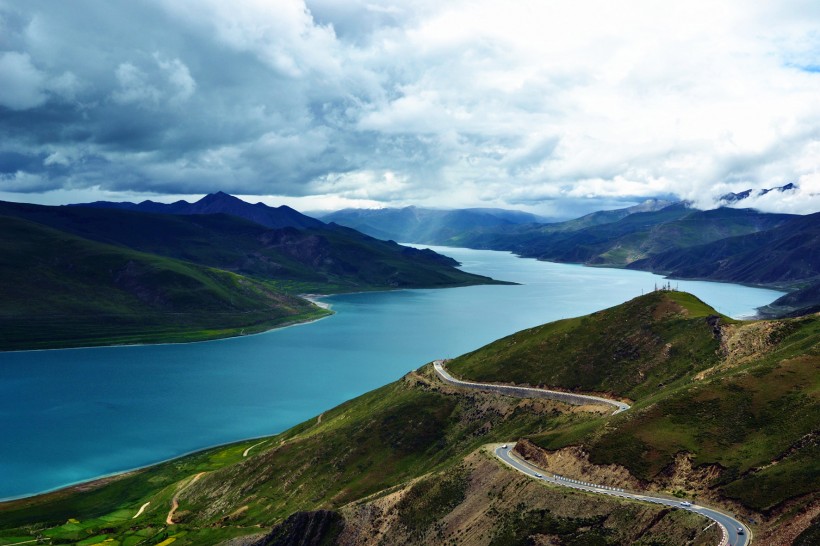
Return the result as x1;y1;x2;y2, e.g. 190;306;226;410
0;215;328;351
1;291;816;544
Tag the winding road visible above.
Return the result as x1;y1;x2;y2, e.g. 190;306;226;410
495;444;750;546
433;360;630;414
432;360;750;545
166;472;206;525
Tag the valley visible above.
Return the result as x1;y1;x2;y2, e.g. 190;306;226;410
1;289;816;545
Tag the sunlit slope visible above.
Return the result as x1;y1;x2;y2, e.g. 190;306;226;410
0;215;327;350
448;291;727;400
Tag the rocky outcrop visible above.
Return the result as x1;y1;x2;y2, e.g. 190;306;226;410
252;510;344;546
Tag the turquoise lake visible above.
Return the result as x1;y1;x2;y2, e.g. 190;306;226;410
0;246;784;499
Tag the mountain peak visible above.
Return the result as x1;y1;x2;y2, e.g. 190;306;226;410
719;183;797;205
73;192;326;230
197;191;241;204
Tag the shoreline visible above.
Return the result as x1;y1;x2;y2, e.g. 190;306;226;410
0;303;335;355
0;432;281;504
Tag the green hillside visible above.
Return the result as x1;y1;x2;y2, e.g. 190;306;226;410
0;215;328;350
1;292;816;544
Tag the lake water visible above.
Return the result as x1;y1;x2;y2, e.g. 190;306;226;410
0;247;784;500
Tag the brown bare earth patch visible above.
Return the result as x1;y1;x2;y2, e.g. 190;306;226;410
753;496;820;546
652;297;687;320
721;320;789;365
692;319;789;380
513;439;643;489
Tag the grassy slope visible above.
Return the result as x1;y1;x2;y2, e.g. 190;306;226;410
578;315;819;511
447;294;817;514
1;292;816;544
0;215;328;350
0;365;600;544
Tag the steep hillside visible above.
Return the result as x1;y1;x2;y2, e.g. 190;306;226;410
446;293;818;523
0;215;328;350
501;206;793;266
0;199;502;295
629;211;820;285
1;292;816;545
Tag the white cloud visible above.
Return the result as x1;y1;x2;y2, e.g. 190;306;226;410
156;56;196;104
0;170;51;191
111;62;161;106
0;51;47;109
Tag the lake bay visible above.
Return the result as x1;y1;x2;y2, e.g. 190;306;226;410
0;247;784;499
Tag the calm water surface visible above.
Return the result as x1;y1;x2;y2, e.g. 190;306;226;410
0;247;784;499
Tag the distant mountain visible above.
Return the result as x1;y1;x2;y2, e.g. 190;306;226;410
319;206;551;243
78;191;325;230
628;212;820;284
439;199;677;249
718;182;797;205
539;198;676;233
423;201;815;316
0;196;508;349
760;280;820;317
445;203;794;267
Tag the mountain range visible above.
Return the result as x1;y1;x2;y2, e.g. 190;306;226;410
0;193;503;350
78;191;326;230
718;182;797;205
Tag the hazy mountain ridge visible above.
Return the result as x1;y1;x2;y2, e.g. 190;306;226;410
1;292;815;544
320;205;553;244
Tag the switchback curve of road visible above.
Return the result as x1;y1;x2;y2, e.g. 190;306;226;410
431;361;750;545
494;444;751;546
433;360;630;414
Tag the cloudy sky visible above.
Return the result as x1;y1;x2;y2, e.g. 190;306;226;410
1;0;819;216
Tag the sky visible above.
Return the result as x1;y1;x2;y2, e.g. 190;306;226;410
0;0;819;217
